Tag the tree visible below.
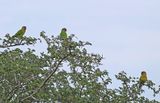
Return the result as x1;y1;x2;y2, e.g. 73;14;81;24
0;29;160;103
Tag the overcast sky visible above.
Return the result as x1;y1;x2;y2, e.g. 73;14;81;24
1;0;160;100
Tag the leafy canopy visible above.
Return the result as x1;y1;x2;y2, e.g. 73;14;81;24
0;29;160;103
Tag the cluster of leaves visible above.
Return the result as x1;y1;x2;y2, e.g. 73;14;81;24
0;31;160;103
0;34;37;48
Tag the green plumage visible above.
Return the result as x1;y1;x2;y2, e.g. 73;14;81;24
60;28;67;39
14;26;26;39
139;71;147;88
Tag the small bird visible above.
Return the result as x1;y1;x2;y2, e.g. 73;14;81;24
139;71;147;88
60;28;67;40
13;26;26;39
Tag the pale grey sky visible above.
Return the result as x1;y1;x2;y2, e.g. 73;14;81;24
1;0;160;100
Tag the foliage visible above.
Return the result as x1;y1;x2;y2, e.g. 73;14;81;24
0;30;160;103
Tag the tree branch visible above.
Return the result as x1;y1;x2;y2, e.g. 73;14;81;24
21;55;69;101
0;43;26;48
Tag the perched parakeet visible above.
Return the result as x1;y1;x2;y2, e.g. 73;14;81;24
139;71;147;88
13;26;26;39
60;28;67;40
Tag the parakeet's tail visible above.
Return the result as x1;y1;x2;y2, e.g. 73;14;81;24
139;81;145;89
139;83;142;89
12;34;18;38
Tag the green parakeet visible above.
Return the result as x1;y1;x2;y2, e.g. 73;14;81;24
60;28;67;39
139;71;147;88
13;26;26;39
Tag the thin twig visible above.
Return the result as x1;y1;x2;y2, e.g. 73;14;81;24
0;43;26;48
21;55;68;101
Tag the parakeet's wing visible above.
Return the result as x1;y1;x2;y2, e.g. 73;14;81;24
139;76;147;88
60;31;67;39
14;28;25;38
15;30;22;36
